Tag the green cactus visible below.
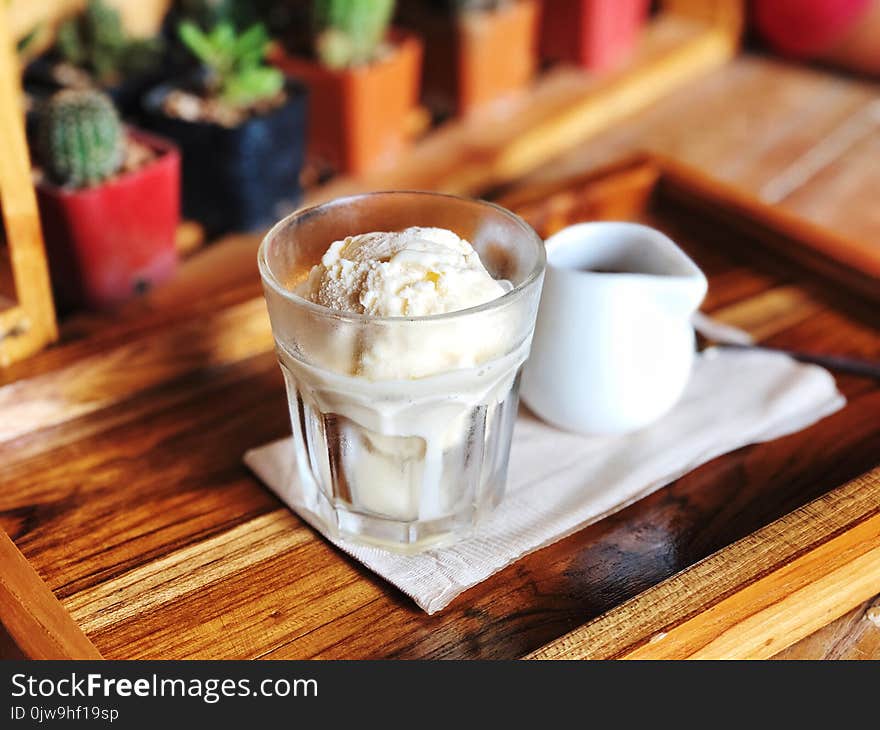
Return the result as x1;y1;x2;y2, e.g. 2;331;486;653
177;20;285;109
313;0;396;69
37;89;124;188
55;0;163;86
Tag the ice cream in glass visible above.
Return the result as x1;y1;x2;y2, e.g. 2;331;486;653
259;192;545;551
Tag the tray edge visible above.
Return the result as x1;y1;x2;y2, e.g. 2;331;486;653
527;465;880;659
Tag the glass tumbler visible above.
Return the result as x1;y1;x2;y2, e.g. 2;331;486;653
259;192;545;552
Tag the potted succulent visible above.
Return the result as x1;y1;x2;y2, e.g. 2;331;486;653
34;90;181;310
401;0;540;117
539;0;651;72
25;0;167;119
270;0;423;175
141;20;307;236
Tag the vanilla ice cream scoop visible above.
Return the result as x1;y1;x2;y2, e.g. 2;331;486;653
301;226;506;317
295;226;512;380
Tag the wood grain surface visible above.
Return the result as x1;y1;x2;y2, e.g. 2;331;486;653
507;56;880;248
1;157;877;659
774;594;880;660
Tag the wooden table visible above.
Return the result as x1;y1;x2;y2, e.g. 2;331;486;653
2;54;878;659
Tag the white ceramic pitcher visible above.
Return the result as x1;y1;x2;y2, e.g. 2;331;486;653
521;222;708;435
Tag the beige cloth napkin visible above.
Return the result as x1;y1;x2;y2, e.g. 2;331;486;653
244;349;844;614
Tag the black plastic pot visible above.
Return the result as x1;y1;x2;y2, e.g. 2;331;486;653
141;79;308;237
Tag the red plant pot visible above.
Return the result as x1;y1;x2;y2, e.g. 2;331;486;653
36;130;181;311
540;0;650;72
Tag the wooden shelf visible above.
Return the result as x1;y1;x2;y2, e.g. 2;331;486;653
143;9;742;317
306;12;739;204
0;7;57;367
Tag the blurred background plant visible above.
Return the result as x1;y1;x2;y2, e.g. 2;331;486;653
54;0;164;87
175;0;252;29
177;20;284;108
174;0;301;36
312;0;396;69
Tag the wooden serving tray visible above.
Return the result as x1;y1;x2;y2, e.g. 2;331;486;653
1;155;878;660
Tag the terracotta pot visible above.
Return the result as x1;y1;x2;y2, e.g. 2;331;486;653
271;30;423;175
409;0;539;117
36;130;180;311
540;0;650;71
